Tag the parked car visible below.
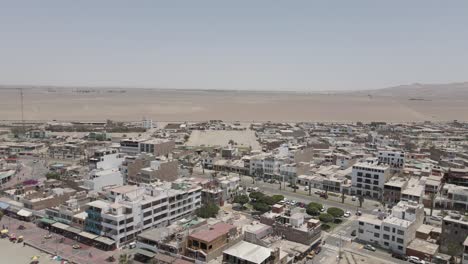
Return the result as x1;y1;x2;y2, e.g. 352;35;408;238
72;244;81;249
315;246;321;254
408;256;425;264
304;186;309;191
356;210;362;216
351;196;356;201
320;207;326;212
391;253;407;261
351;230;356;236
429;216;442;221
344;211;351;217
314;191;322;195
364;244;376;251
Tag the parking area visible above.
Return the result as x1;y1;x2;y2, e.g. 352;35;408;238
0;216;116;264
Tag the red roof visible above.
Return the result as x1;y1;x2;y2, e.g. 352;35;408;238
189;223;235;243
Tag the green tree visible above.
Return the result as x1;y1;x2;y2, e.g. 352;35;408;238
341;190;346;203
327;207;344;218
306;206;320;216
233;195;249;208
258;195;276;206
306;202;323;216
271;195;284;204
196;203;220;218
249;191;265;201
319;213;334;223
45;172;60;180
0;211;3;221
253;202;270;213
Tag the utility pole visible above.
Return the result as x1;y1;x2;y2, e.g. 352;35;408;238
19;88;25;135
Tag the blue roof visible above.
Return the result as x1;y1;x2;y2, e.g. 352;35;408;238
0;202;10;210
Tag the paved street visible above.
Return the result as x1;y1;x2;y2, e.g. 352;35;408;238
239;176;381;214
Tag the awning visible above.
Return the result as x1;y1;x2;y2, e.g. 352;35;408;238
79;231;98;240
17;209;33;217
51;222;69;230
39;218;56;225
95;236;115;246
66;226;82;235
0;202;10;210
135;248;156;258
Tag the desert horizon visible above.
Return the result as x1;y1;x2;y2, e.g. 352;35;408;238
1;86;467;122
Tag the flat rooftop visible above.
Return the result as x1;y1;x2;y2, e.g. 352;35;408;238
223;241;271;264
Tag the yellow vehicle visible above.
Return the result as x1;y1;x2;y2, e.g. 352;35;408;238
306;251;316;259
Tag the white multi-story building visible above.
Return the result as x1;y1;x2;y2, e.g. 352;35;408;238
357;201;425;255
85;182;201;248
141;118;153;129
352;158;390;199
89;148;125;170
82;169;123;191
378;150;405;168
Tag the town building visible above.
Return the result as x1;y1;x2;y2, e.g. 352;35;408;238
357;201;425;255
440;213;468;256
351;158;391;199
84;182;202;248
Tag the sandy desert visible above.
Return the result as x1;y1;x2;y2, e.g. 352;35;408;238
0;87;467;122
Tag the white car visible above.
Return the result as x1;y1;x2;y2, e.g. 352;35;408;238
351;196;356;201
320;207;326;212
344;211;351;217
408;256;425;264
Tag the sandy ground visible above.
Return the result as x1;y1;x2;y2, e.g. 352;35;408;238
1;88;467;122
186;130;260;149
0;238;56;264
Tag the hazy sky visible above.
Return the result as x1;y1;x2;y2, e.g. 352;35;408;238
1;1;467;91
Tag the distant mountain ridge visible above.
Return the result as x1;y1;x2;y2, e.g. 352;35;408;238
359;82;468;99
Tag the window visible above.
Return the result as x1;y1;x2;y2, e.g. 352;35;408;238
383;234;390;240
383;226;390;232
358;229;364;233
397;238;404;244
374;175;379;179
359;222;364;226
392;228;396;233
374;233;380;238
398;246;403;250
397;230;404;235
357;172;363;177
384;242;389;246
374;225;380;230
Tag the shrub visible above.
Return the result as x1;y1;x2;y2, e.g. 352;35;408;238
233;195;249;207
271;195;284;204
319;213;334;223
253;202;271;213
327;207;345;218
249;191;265;201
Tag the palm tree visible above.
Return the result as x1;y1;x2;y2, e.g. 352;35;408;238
341;190;346;203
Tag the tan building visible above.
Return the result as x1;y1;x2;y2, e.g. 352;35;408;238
123;153;178;184
186;222;240;262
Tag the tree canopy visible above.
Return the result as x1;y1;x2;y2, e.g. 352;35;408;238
196;203;220;218
327;207;345;218
319;213;334;223
233;195;249;206
306;202;323;216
